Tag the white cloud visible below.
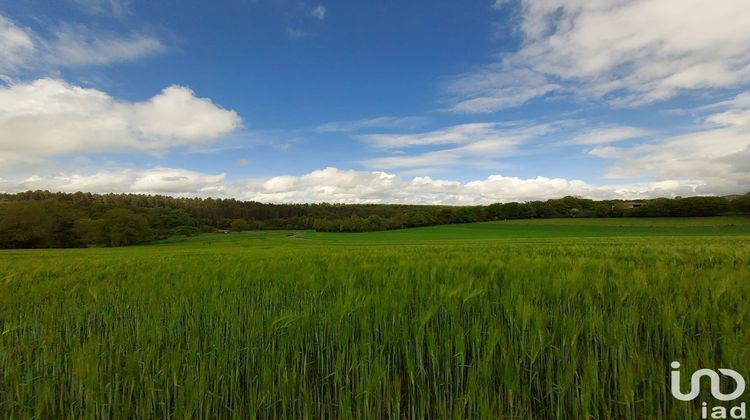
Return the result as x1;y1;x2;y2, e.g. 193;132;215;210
254;167;399;202
447;66;560;113
359;121;555;169
0;165;732;204
130;168;226;194
449;0;750;112
358;122;529;149
365;149;465;170
8;167;226;195
315;116;428;133
0;151;48;168
311;4;326;20
0;15;36;75
0;78;242;165
565;126;651;145
0;14;163;76
70;0;132;18
589;91;750;194
463;176;704;203
359;121;653;170
45;24;164;68
231;168;712;204
715;91;750;110
131;85;242;141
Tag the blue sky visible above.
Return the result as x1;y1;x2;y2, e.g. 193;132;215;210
1;0;749;203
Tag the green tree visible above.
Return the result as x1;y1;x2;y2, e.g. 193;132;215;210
172;225;199;236
732;193;750;214
366;214;386;231
96;209;151;247
74;218;98;245
0;201;53;248
230;219;250;232
46;202;86;248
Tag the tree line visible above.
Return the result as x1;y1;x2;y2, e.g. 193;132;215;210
0;190;748;248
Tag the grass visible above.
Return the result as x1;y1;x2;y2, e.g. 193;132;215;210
1;217;749;418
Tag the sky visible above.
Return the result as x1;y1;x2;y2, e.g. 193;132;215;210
0;0;749;204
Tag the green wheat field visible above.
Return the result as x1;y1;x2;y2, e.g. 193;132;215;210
2;217;749;418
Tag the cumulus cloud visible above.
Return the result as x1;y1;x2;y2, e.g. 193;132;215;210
0;78;242;166
0;165;728;204
251;167;400;203
216;167;713;204
462;176;702;203
130;168;226;194
0;14;163;76
448;0;750;112
224;169;727;204
7;167;226;196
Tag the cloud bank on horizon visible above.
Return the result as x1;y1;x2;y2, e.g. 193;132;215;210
0;0;748;204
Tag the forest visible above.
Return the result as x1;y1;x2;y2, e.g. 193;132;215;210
0;190;748;248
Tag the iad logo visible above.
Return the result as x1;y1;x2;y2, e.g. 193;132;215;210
670;361;746;419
